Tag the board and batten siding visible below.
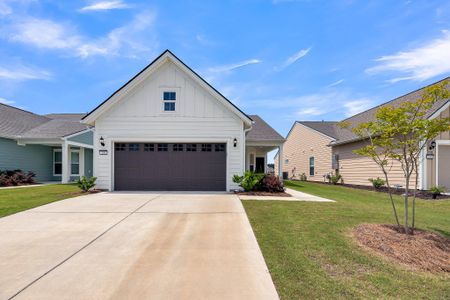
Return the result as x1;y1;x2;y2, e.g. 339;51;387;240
0;137;53;181
275;123;334;181
93;60;245;191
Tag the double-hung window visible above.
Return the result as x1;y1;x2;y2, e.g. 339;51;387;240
53;149;62;176
71;150;80;176
309;156;315;176
163;91;176;112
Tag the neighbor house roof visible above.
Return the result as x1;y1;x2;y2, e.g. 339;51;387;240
296;121;340;140
246;115;285;143
82;49;253;126
0;104;50;139
45;113;87;120
331;77;450;146
0;103;90;140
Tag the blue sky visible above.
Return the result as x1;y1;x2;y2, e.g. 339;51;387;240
1;0;450;140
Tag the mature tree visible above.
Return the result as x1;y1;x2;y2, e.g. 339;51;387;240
347;80;450;234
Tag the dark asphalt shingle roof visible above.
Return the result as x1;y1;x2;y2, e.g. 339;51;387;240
0;104;50;139
332;77;450;145
247;115;285;142
297;121;340;139
18;119;89;139
0;103;89;140
45;113;87;120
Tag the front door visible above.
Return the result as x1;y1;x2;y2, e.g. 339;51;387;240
255;157;265;173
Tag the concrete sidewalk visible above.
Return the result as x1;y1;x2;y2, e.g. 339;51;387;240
0;192;279;300
238;188;335;202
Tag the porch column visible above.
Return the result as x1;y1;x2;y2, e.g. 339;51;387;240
278;144;283;180
61;142;70;183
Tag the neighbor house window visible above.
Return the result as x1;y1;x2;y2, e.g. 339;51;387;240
309;156;315;176
163;91;176;111
158;143;168;151
53;149;62;176
71;150;80;176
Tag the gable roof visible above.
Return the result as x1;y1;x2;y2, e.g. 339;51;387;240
0;103;90;140
246;115;285;142
82;49;253;126
331;77;450;146
296;121;340;140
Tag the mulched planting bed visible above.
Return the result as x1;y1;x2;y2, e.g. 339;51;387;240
292;180;450;200
352;223;450;273
235;191;292;197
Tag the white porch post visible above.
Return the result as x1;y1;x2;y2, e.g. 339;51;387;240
278;145;283;180
61;142;70;183
80;147;85;177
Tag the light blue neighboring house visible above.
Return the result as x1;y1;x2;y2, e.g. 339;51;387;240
0;103;94;183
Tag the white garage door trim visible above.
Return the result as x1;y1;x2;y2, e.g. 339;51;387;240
108;137;232;191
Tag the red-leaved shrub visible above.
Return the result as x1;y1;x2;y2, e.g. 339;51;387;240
262;174;284;192
0;170;36;187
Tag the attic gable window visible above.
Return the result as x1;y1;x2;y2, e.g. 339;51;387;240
163;91;176;112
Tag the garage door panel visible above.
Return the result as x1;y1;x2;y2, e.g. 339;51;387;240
114;143;226;191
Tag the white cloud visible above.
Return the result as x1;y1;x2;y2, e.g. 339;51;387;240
208;59;261;73
247;91;374;120
0;97;14;104
296;107;322;116
327;79;344;87
79;1;131;12
0;65;51;81
275;47;311;71
0;2;12;16
8;18;80;50
3;11;157;58
366;30;450;82
343;99;373;117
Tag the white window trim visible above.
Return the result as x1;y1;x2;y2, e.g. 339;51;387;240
162;90;177;112
309;156;315;177
53;149;62;176
70;149;81;176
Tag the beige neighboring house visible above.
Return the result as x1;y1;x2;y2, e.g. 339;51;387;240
274;121;339;181
277;77;450;190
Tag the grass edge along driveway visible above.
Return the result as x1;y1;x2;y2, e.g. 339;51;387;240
242;180;450;299
0;184;83;218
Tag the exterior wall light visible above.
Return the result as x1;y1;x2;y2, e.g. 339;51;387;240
100;136;105;147
233;138;237;148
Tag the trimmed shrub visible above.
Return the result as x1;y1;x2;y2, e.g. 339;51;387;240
0;170;36;187
330;174;342;185
299;173;307;181
369;177;386;189
76;176;97;192
232;171;264;192
262;174;284;192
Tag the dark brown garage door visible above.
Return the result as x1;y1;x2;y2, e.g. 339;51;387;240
114;143;226;191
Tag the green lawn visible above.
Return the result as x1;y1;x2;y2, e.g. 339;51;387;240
0;184;82;218
243;181;450;300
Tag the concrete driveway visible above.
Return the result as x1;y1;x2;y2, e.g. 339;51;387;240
0;192;278;300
